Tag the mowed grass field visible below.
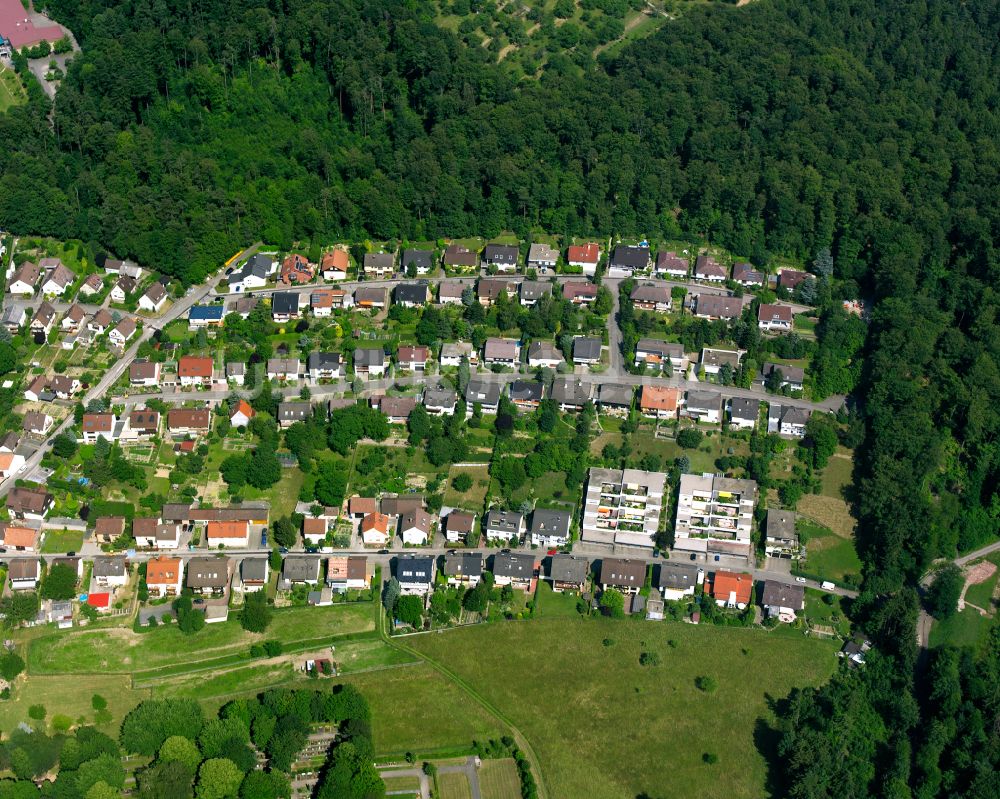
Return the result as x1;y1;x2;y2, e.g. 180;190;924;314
409;619;839;799
479;758;521;799
438;772;473;799
0;65;26;112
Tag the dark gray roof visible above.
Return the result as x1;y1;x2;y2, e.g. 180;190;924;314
444;552;483;578
466;379;501;406
308;352;342;370
730;397;761;420
598;383;633;406
548;554;589;584
509;380;543;403
423;387;457;408
277;402;311;422
573;337;602;361
529;509;571;538
484;509;523;534
763;362;805;383
282;556;320;582
611;245;650;268
551;377;592;407
271;292;301;314
241;558;268;582
92;556;126;578
636;338;683;358
364;252;395;270
686;391;721;412
395;283;428;304
186;557;230;589
482;244;519;264
396;554;435;584
230;254;272;282
657;562;699;592
766;509;797;541
354;347;386;367
519;281;551;301
492;552;535;579
762;580;804;608
401;249;433;270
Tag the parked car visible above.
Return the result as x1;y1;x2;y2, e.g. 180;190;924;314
795;576;806;583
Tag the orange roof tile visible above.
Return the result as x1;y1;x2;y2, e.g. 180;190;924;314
639;385;680;412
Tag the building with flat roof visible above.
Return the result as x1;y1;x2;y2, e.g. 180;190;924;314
581;468;667;548
674;473;757;561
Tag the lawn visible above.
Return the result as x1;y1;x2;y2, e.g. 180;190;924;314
534;580;586;618
40;528;85;553
444;464;490;512
409;618;839;799
438;772;473;799
798;519;862;585
594;426;748;476
27;603;374;675
803;588;851;637
333;637;420;674
0;673;137;735
964;554;1000;611
479;758;521;799
147;661;297;701
0;65;26;112
382;776;421;794
929;607;996;651
342;663;503;757
240;468;305;519
798;449;857;538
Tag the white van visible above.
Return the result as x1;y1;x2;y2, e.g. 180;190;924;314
821;581;836;591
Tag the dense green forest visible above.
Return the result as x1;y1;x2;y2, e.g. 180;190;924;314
2;0;999;795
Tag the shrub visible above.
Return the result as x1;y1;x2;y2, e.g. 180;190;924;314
703;752;719;764
695;675;717;693
28;704;46;720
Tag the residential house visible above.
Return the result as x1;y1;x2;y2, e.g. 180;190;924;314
572;336;602;365
562;282;598;305
732;262;765;286
225;362;246;385
599;558;646;595
8;559;39;590
354;286;387;309
551;377;593;412
133;518;180;549
376;395;417;424
8;262;39;295
0;432;18;452
608;245;650;277
279;253;315;285
654;251;689;278
684;390;722;423
527;243;558;271
634;339;687;374
509;380;543;411
103;260;142;279
82;413;116;443
327;556;370;592
241;558;269;592
710;570;753;609
674;474;758;561
546;554;589;592
6;487;53;521
146;556;184;597
320;250;349;281
765;509;800;559
762;362;804;392
92;556;128;587
23;375;47;402
401;249;434;275
178;356;214;387
639;385;680;420
444;552;483;586
92;516;126;544
440;342;475;367
139;281;167;312
109;275;136;303
597;383;634;415
129;360;161;387
78;273;103;296
354;347;388;377
396;554;435;595
40;262;74;296
88;308;113;334
529;508;571;548
310;289;335;317
186;557;231;595
108;316;137;347
0;451;24;480
302;517;328;546
438;280;471;305
0;523;38;552
1;305;26;333
361;512;391;546
187;304;225;329
444;510;475;543
567;242;600;275
22;412;52;436
396;345;429;372
694;255;727;282
492;552;535;589
282;556;321;585
423;386;457;416
122;409;159;440
526;340;564;369
483;509;524;542
630;283;672;312
277;401;312;428
308;352;342;381
362;252;395;279
442;244;478;270
519;280;551;306
166;408;211;435
483;337;520;367
482;244;519;272
206;520;250;548
465;379;501;414
394;283;428;308
758;303;793;332
778;269;809;291
693;294;742;321
230;400;255;428
728;397;761;430
700;348;743;378
657;562;700;601
227;254;274;293
267;357;302;382
31;301;56;335
60;303;86;332
477;277;517;307
270;292;303;322
399;508;433;546
768;404;811;437
581;468;667;548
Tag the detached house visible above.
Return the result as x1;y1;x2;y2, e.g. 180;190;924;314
1;305;26;333
282;556;321;585
8;262;40;295
509;380;543;411
396;554;435;595
266;357;302;382
241;558;269;592
40;262;74;296
762;362;804;392
279;253;315;285
109;275;136;303
635;339;687;374
139;281;168;312
639;385;680;420
694;255;727;282
657;562;700;601
270;292;303;322
186;557;231;595
399;508;433;546
762;580;805;622
519;280;551;307
655;251;689;278
551;377;593;412
778;269;810;291
206;520;250;548
394;283;428;308
230;400;255;428
130;360;161;387
701;348;743;378
61;304;86;332
600;558;646;595
465;379;500;414
92;556;128;588
308;352;342;381
227;254;273;292
423;386;457;416
178;356;214;387
277;401;312;428
492;552;535;589
758;303;793;332
630;283;672;312
483;337;520;367
327;556;370;592
547;554;589;593
166;408;211;435
375;396;417;424
302;517;328;546
597;383;633;415
354;347;388;377
732;262;765;286
363;252;395;279
442;244;478;270
567;242;600;275
768;404;811;437
693;294;742;321
361;512;391;546
444;552;483;586
8;559;39;590
146;556;184;597
444;510;475;543
438;280;471;305
684;391;722;424
608;245;650;277
31;301;56;335
572;336;602;365
79;273;103;297
765;509;800;560
0;523;38;552
440;342;475;367
108;316;137;347
396;345;429;372
710;570;753;609
527;340;564;369
401;249;434;275
477;278;517;307
22;412;53;437
484;509;524;542
188;305;225;329
133;518;180;549
122;409;160;440
529;508;571;548
82;413;116;443
482;244;519;272
562;282;598;305
527;243;558;271
728;397;761;430
0;451;25;480
89;308;113;334
321;250;349;280
354;286;387;309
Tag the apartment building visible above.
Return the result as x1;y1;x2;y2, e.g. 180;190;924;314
581;467;667;548
673;473;758;562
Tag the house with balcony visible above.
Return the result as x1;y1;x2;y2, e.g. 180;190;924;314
673;474;757;562
764;508;801;559
581;467;667;549
635;339;687;374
